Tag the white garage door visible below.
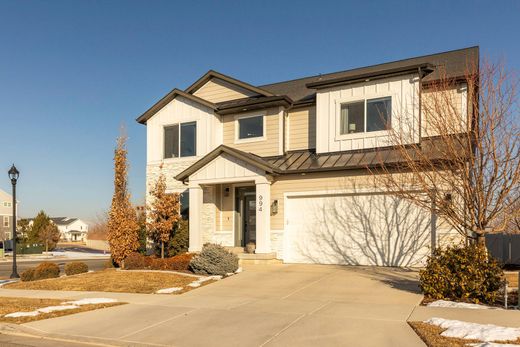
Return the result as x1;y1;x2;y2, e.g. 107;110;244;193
283;192;432;267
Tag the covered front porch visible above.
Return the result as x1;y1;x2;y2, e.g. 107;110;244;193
175;146;278;256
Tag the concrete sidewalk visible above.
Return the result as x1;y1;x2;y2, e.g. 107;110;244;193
0;264;426;347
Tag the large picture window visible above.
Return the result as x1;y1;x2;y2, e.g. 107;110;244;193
238;115;264;140
164;122;196;158
340;97;391;135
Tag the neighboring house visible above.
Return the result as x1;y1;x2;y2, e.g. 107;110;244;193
0;189;14;241
137;47;478;267
28;217;89;242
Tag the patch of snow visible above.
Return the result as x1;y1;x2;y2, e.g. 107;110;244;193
226;273;234;277
156;287;183;294
426;317;520;342
38;305;79;313
208;275;223;281
50;251;109;259
187;281;201;288
428;300;496;310
235;267;242;273
64;298;118;305
4;311;40;318
469;343;520;347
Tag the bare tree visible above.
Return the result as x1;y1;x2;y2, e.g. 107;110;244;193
39;224;60;253
87;211;109;240
372;61;520;244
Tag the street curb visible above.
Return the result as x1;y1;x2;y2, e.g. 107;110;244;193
0;323;164;347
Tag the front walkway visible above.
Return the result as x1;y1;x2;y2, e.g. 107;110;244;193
0;264;425;346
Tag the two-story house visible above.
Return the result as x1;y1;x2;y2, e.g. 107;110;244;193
137;47;478;266
0;188;15;241
28;217;89;242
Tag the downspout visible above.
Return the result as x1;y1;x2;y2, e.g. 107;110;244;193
418;66;423;143
282;109;288;155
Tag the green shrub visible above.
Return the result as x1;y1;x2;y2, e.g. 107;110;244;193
419;244;504;304
64;261;89;276
189;243;238;276
33;262;60;280
20;268;35;282
169;220;189;256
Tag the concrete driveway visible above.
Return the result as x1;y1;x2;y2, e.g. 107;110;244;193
10;264;425;346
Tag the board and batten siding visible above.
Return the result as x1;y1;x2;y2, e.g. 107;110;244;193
315;74;420;154
193;78;258;103
222;107;282;157
287;106;316;150
146;95;222;164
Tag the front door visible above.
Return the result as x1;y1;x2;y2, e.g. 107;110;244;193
243;195;256;245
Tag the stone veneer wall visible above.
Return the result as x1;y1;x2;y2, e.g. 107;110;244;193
146;160;196;199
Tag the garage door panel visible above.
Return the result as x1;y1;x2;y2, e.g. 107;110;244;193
284;193;431;267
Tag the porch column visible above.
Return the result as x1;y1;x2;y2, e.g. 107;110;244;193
188;184;203;252
255;178;271;254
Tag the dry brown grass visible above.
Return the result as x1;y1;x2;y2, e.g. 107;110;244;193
409;321;520;346
0;297;123;324
4;269;208;294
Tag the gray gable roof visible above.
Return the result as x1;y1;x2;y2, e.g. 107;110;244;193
259;46;478;104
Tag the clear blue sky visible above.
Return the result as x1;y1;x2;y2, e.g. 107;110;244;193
0;0;518;222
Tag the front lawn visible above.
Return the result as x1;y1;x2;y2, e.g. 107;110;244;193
0;297;122;324
410;321;520;347
4;269;211;294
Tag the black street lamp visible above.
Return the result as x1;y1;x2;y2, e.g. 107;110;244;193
8;164;19;279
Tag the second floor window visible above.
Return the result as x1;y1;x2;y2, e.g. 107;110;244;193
238;115;264;140
3;216;8;228
3;202;11;207
340;96;391;135
164;122;197;158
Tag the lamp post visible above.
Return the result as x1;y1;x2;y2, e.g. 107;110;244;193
8;165;19;279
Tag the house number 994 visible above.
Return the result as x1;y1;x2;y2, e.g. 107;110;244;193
258;195;263;211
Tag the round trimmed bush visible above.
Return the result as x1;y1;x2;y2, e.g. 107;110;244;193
33;262;60;280
20;268;36;282
189;244;238;276
419;244;504;304
64;261;89;276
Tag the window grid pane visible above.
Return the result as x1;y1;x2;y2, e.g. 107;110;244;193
180;122;196;157
366;97;391;132
340;102;364;134
164;125;179;158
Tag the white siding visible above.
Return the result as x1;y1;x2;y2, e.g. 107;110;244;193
316;74;420;153
146;95;222;164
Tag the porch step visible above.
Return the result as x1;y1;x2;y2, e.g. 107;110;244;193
238;252;282;265
226;247;246;255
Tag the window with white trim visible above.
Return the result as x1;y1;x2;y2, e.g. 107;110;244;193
3;202;11;207
340;96;391;135
164;122;197;158
3;216;8;228
237;115;264;140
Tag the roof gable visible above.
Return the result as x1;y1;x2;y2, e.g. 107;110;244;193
136;89;217;124
185;70;274;98
175;145;279;182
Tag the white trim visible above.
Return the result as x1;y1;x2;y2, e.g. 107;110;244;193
234;112;267;144
334;93;396;141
